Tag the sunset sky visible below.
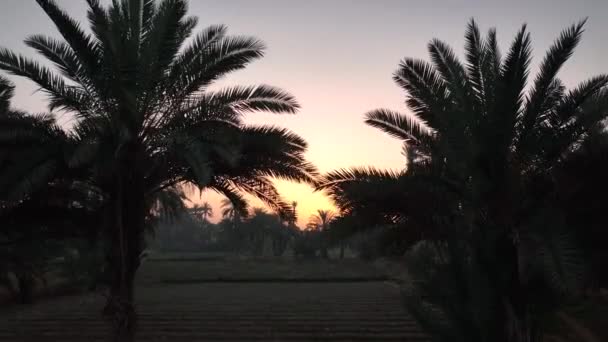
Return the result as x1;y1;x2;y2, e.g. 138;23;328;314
0;0;607;226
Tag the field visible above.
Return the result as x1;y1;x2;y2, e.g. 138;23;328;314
0;256;427;341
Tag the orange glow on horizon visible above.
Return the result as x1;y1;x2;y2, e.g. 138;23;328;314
188;180;337;229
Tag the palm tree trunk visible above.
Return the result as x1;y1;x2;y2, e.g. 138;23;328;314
104;168;146;342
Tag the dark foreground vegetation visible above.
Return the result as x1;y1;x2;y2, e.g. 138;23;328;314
1;0;607;341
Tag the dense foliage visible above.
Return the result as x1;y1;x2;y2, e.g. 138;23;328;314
0;0;315;339
319;19;608;341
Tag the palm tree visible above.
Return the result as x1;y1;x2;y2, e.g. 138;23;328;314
0;0;316;339
190;202;212;223
309;209;335;258
310;209;335;231
287;201;298;226
319;19;608;341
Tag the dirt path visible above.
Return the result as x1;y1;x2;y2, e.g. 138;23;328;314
1;281;427;341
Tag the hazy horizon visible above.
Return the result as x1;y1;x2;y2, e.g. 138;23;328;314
1;0;606;226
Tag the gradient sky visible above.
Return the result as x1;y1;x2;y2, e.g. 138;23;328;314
1;0;607;226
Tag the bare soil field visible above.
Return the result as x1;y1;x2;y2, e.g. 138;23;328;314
0;258;427;341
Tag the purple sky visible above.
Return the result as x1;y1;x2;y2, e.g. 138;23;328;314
1;0;606;225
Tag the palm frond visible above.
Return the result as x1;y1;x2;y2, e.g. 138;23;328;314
231;125;319;184
393;58;448;128
555;75;608;122
25;35;86;85
0;48;94;114
499;23;531;114
170;24;227;69
317;167;403;190
206;85;300;114
222;175;288;214
210;180;249;217
168;35;265;97
428;38;473;116
520;19;587;147
487;23;530;157
364;108;435;145
35;0;99;74
464;19;485;102
139;0;190;91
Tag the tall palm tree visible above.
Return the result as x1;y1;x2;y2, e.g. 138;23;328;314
0;0;316;339
319;19;608;341
288;200;298;225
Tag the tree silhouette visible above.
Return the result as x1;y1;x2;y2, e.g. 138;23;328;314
0;0;316;339
309;209;335;258
319;19;608;341
309;209;335;231
190;202;213;223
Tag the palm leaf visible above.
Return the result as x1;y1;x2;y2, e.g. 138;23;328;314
35;0;99;74
519;19;587;150
393;58;448;128
364;108;435;145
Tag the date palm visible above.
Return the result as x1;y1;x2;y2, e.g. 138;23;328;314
309;209;335;258
190;201;212;223
0;0;316;339
320;19;608;341
309;209;335;231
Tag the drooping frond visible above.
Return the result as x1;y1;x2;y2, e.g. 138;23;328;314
147;185;188;223
231;125;319;184
24;35;87;85
211;181;249;217
35;0;99;74
220;175;289;214
364;108;435;144
186;85;300;116
317;167;404;190
0;48;93;114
